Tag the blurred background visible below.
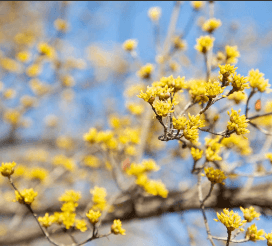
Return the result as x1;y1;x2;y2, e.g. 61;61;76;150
0;1;272;246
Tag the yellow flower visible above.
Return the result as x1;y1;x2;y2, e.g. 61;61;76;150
26;64;42;77
15;188;38;205
20;95;36;108
126;102;144;115
3;89;16;99
61;202;78;213
240;206;261;222
59;190;81;203
266;153;272;164
231;73;250;92
191;147;203;161
54;18;68;32
75;219;87;232
218;64;237;85
245;224;265;242
0;162;16;177
205;80;225;98
221;135;252;155
248;69;270;93
226;45;240;64
1;57;20;72
56;136;74;150
137;63;154;79
143;179;168;198
83;155;100;168
227;109;250;135
3;109;21;125
86;209;101;224
188;79;209;103
123;39;137;51
172;116;187;130
38;213;55;228
61;75;75;87
83;128;97;143
204;167;226;184
265;232;272;246
148;7;161;21
138;85;158;104
202;18;222;33
60;212;76;229
90;186;107;211
28;167;48;182
205;137;223;161
195;36;214;54
111;219;126;235
214;208;247;231
17;51;31;63
191;1;205;11
228;91;247;104
153;98;175;117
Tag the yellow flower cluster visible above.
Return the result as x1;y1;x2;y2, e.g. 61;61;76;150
109;115;131;129
245;224;265;242
86;209;101;224
54;18;68;32
0;162;16;177
173;36;187;50
1;57;20;73
52;155;75;171
227;109;250;135
221;135;252;155
153;75;187;93
126;160;168;198
15;188;38;205
188;79;209;103
218;64;237;85
111;219;126;235
27;167;48;182
191;147;203;161
205;137;222;161
38;43;56;60
38;213;55;228
195;36;214;54
228;91;247;104
148;7;161;21
204;167;226;184
137;63;154;79
56;136;74;150
172;116;187;130
248;69;270;93
83;155;100;168
3;88;16;99
225;45;240;64
58;190;81;229
90;186;108;211
231;73;250;92
265;232;272;246
205;80;225;98
214;208;247;231
202;18;222;33
61;75;75;87
123;39;138;52
17;51;31;63
126;102;144;115
240;206;260;222
29;79;50;96
75;219;87;232
152;98;175;117
3;109;21;125
191;1;205;11
183;114;205;144
20;95;37;108
83;128;118;150
26;64;42;77
266;153;272;164
126;159;160;176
